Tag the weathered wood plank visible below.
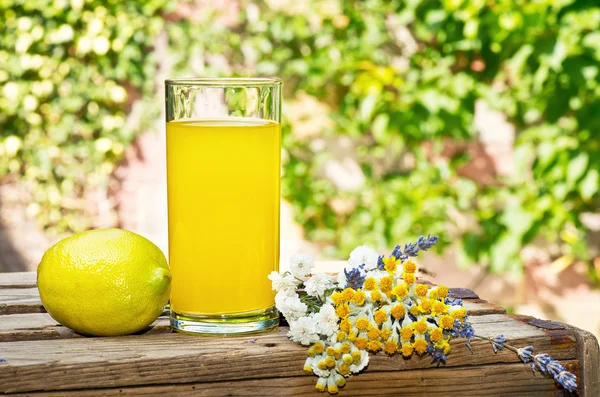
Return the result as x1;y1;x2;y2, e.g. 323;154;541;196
0;289;45;315
0;287;494;317
0;313;63;342
448;287;479;299
463;300;506;315
566;324;600;397
0;313;167;342
0;314;578;394
9;361;580;396
0;272;36;289
0;300;507;342
0;272;590;395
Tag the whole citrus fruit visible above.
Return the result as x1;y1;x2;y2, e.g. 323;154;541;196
37;228;171;336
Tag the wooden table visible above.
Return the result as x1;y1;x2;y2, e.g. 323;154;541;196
0;272;598;396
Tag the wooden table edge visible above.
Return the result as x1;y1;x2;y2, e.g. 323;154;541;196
1;271;597;395
562;323;600;397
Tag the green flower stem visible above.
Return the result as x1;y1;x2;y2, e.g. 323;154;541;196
472;334;519;354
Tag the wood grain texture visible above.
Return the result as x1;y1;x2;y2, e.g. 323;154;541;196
0;287;499;317
0;313;64;342
0;313;169;342
463;300;506;315
0;272;594;396
0;288;45;315
0;314;578;394
0;301;505;343
565;324;600;397
9;361;579;396
0;272;36;289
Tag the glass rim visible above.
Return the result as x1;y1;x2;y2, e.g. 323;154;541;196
165;77;282;87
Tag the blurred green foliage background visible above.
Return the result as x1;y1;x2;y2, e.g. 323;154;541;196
1;0;599;279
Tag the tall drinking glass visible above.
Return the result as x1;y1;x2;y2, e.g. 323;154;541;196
165;78;281;335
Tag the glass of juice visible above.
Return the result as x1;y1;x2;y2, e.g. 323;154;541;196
165;78;281;335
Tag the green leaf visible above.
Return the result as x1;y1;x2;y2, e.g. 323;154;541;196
501;202;536;239
490;233;521;274
567;152;589;186
359;94;378;122
579;169;599;200
371;113;389;144
4;0;600;281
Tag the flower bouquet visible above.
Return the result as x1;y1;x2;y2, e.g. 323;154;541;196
269;235;578;394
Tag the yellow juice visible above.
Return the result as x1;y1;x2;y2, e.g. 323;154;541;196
166;118;280;315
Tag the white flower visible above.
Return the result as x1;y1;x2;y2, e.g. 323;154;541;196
368;269;388;280
316;304;337;324
275;289;295;307
336;270;347;288
288;316;320;345
349;350;369;373
305;273;334;298
401;312;414;328
315;377;328;392
268;271;284;290
381;316;394;333
289;253;315;278
275;290;307;322
312;363;331;378
314;304;338;337
268;271;300;292
348;245;379;268
303;357;315;373
336;245;378;288
327;332;338;344
333;373;346;388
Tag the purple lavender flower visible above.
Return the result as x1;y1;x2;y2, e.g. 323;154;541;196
390;245;402;258
344;264;366;289
476;324;578;392
546;360;565;378
450;319;475;351
403;242;419;258
377;255;385;270
517;346;534;363
532;353;553;373
491;334;507;353
555;370;578;392
531;353;577;392
445;297;463;306
399;235;439;261
417;234;439;250
428;347;447;367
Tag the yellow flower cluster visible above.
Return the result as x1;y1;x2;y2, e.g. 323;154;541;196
304;339;367;393
304;257;468;394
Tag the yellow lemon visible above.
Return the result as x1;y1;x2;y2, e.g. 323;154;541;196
37;228;171;336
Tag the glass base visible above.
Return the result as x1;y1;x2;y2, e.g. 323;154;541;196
170;306;279;336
